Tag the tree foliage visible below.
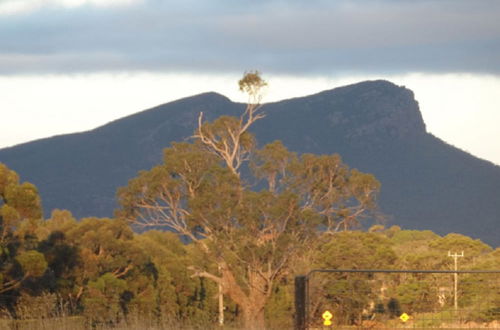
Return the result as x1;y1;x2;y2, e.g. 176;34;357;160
0;163;45;295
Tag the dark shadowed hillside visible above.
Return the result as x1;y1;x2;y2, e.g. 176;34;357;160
1;80;499;246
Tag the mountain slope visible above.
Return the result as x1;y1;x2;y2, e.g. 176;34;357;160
1;80;499;246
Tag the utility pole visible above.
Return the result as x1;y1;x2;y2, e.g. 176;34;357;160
448;251;464;310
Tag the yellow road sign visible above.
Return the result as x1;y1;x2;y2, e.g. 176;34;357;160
322;310;333;326
400;312;410;322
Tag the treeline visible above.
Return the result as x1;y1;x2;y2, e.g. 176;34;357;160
1;161;498;328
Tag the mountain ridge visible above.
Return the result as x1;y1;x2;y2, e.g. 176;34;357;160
1;80;499;246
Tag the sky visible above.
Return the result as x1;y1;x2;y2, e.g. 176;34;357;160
1;0;500;165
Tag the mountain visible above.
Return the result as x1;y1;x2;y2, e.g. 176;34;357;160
1;80;499;246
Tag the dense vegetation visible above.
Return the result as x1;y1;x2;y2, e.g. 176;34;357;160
0;74;498;328
0;162;498;328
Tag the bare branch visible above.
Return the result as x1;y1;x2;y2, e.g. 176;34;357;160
112;264;134;278
188;266;223;285
193;73;267;176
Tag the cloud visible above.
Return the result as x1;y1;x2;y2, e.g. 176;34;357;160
1;0;499;75
0;0;142;15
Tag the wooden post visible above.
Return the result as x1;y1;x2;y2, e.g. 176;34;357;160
448;251;464;310
295;275;307;330
218;265;224;326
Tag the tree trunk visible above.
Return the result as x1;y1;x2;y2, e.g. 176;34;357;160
241;303;266;330
220;266;269;329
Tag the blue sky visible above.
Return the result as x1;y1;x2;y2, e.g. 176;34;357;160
1;0;500;164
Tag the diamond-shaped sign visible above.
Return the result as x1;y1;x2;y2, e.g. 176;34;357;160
400;312;410;322
322;310;333;326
